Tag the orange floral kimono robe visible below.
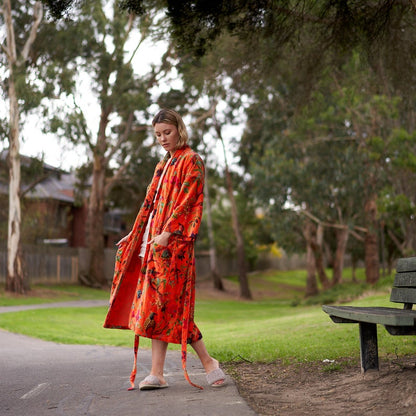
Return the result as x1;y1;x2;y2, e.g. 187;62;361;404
104;146;205;389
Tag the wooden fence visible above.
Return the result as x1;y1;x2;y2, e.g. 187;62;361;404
0;245;116;285
0;245;308;285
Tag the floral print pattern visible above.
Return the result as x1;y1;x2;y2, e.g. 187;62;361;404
104;146;205;388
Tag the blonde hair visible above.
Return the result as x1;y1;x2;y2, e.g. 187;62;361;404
152;109;188;149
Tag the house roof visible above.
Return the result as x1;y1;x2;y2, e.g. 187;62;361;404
25;172;76;203
0;150;77;203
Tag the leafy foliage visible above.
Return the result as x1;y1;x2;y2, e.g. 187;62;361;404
8;0;416;290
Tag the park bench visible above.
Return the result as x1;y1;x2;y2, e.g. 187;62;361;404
322;257;416;373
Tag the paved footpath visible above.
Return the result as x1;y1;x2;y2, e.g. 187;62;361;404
0;303;257;416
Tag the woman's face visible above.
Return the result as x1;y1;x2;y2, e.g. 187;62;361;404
154;123;179;154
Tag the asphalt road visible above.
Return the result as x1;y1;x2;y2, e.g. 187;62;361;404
0;304;256;416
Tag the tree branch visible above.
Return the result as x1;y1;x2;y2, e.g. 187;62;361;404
20;172;51;197
299;209;367;241
299;209;322;225
3;0;17;64
72;96;94;152
125;13;134;37
144;43;175;89
1;43;11;61
132;124;151;132
104;160;131;196
125;12;147;65
349;229;365;242
105;112;134;164
112;11;136;63
295;135;359;149
387;228;406;256
190;100;218;127
20;1;43;62
127;36;146;65
272;5;331;25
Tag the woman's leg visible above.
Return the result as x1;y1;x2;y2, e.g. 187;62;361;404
191;339;225;386
142;339;169;386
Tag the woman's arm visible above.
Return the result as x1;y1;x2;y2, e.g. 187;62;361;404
162;153;205;241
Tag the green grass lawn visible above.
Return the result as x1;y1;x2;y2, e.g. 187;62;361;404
0;284;109;306
0;269;415;365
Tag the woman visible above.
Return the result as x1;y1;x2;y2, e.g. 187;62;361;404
104;109;225;390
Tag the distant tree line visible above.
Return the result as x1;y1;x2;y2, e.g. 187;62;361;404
2;0;416;298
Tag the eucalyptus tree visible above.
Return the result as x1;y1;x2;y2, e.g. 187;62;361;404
163;0;416;289
189;118;224;291
178;1;416;288
1;0;42;293
156;35;254;298
192;104;253;299
45;0;416;290
242;46;416;290
371;130;416;268
1;0;84;293
48;0;170;287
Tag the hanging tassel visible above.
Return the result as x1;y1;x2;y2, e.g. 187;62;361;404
128;334;140;390
181;345;203;390
181;283;203;390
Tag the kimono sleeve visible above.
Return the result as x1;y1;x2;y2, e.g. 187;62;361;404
163;154;205;241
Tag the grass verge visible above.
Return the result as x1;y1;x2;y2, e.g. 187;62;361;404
1;280;415;364
0;284;109;306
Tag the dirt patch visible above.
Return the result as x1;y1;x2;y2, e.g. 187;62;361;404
0;287;82;302
224;357;416;415
196;278;242;300
0;287;59;299
197;278;415;415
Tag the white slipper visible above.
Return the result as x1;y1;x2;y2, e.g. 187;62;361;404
206;367;226;387
139;375;169;391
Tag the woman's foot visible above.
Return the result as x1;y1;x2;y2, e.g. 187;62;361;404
138;374;168;390
205;358;226;387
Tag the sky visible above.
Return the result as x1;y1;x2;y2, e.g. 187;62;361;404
1;12;242;174
18;36;168;171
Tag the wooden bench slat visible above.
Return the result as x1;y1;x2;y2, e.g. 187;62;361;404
323;257;416;374
393;272;416;288
396;257;416;273
322;305;416;326
385;325;416;335
390;287;416;304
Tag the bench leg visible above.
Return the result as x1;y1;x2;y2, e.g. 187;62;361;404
359;322;379;372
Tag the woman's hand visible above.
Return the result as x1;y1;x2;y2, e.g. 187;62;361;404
116;232;131;246
148;231;171;247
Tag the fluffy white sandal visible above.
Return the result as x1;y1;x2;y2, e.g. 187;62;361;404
206;368;226;387
139;375;169;391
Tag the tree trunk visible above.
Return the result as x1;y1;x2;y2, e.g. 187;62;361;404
351;257;358;282
4;0;30;293
364;197;380;284
203;170;224;291
86;158;107;287
305;243;318;297
6;84;26;293
85;109;110;288
332;227;349;285
225;165;251;299
379;220;386;278
310;223;330;289
303;220;319;297
215;117;252;299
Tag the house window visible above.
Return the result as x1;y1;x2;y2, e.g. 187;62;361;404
56;204;69;228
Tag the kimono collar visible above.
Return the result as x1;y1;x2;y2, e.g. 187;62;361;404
162;145;191;163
